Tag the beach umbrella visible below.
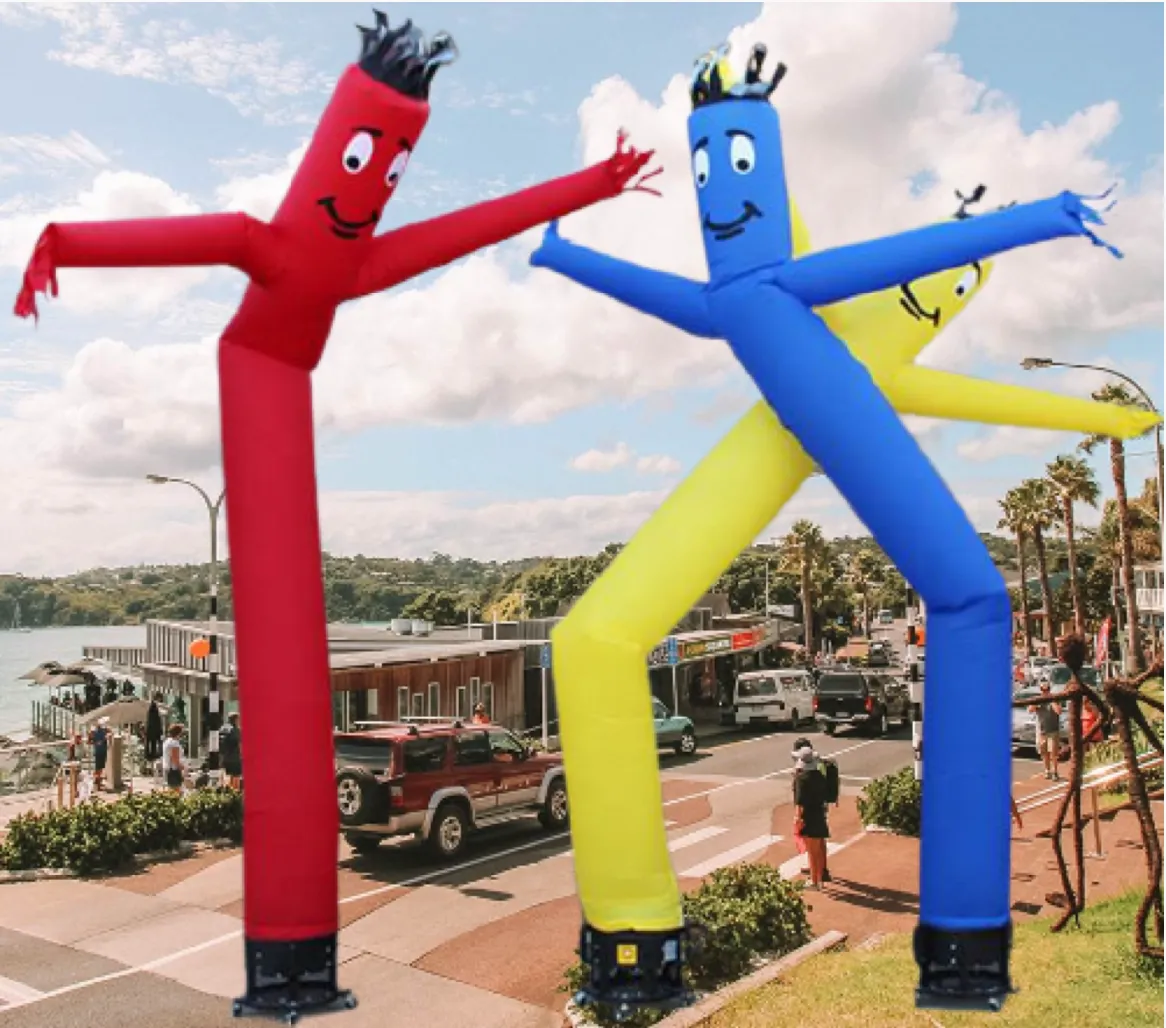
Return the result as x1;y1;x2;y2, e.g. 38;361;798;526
39;672;89;689
19;661;64;683
78;697;165;728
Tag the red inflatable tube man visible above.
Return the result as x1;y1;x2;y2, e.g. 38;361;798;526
14;12;658;1020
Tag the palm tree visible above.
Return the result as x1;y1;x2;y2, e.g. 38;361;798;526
1080;384;1149;672
1015;478;1059;646
847;548;886;637
1046;455;1100;634
780;520;828;657
999;488;1034;657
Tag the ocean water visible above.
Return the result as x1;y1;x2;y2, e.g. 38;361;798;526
0;625;147;736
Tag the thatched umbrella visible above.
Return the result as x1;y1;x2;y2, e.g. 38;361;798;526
19;661;64;683
78;697;166;728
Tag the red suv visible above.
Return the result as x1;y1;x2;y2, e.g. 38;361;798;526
334;721;569;859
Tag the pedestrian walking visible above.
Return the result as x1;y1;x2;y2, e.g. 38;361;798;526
1029;683;1063;780
219;712;243;789
89;716;111;792
162;723;186;792
792;738;831;890
471;703;490;725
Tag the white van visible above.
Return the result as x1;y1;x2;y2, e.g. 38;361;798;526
734;670;815;728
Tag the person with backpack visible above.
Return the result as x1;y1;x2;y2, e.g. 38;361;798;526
792;737;836;890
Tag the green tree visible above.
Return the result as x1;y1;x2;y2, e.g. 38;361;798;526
779;520;829;656
999;487;1034;657
1015;478;1059;644
1080;384;1154;671
1046;454;1100;634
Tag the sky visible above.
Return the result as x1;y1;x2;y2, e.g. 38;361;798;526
0;1;1162;576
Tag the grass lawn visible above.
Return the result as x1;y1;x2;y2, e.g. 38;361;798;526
704;890;1162;1028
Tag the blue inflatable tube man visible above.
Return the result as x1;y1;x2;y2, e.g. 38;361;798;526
531;43;1122;1012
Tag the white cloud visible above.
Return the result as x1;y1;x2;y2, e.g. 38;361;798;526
636;454;682;475
214;143;307;220
0;169;208;316
2;3;331;124
570;442;633;472
0;131;110;175
957;426;1068;462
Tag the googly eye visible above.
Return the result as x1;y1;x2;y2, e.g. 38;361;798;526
342;132;375;174
729;134;755;175
693;147;710;189
953;268;978;298
386;149;410;188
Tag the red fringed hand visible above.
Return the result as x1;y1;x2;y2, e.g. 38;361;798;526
14;226;59;320
606;129;662;197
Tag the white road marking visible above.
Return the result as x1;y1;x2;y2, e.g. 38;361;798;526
777;838;854;879
678;835;783;878
0;975;44;1004
666;825;730;852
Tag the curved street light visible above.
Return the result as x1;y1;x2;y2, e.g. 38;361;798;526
147;474;226;776
1020;357;1164;513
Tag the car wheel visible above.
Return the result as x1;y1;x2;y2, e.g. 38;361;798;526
539;779;569;830
428;802;470;860
344;832;381;856
675;728;698;755
336;770;378;828
823;723;836;737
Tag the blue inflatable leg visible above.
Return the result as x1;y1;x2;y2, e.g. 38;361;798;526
714;283;1013;1010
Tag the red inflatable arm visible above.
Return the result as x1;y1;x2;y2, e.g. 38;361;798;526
14;213;274;318
352;132;657;298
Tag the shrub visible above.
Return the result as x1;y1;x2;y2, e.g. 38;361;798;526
561;862;811;1027
857;765;921;837
0;787;243;875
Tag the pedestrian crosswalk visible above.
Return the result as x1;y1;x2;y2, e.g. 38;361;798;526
677;834;782;878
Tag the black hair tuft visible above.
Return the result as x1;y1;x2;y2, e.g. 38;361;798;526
357;9;457;101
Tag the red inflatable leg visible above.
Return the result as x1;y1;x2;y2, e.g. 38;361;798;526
218;341;353;1020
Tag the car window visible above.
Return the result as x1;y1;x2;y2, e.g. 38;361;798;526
652;699;668;719
402;737;447;773
334;737;394;774
454;731;492;766
816;673;867;695
738;677;778;697
488;730;526;763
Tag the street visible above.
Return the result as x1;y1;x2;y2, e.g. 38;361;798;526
0;721;1046;1028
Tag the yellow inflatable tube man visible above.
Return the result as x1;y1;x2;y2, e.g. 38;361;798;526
555;200;1158;1010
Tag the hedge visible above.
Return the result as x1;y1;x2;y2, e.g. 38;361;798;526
0;788;243;875
856;765;921;837
563;862;811;1027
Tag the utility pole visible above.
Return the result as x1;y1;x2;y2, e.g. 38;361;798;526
906;584;922;781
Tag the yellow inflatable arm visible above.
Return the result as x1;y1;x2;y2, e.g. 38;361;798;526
885;366;1162;439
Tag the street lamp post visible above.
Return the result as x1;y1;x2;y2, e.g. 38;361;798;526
1020;356;1164;516
147;474;226;778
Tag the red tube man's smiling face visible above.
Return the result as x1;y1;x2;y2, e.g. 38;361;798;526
272;14;455;245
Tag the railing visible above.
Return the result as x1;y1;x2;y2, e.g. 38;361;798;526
146;619;238;679
81;645;147;673
1017;750;1162;858
30;700;82;741
1135;587;1163;613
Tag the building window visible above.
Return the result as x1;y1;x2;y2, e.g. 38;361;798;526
482;682;494;721
470;677;481;709
412;692;425;719
397;686;410;721
456;686;469;720
367;688;379;717
427;682;440;717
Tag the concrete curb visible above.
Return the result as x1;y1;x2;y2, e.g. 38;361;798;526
0;837;238;884
565;930;847;1028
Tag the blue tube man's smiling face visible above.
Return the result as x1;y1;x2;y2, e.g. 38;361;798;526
688;98;792;282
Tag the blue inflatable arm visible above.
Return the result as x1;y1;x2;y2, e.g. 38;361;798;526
772;191;1123;308
530;221;717;338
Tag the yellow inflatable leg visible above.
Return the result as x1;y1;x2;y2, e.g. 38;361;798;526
554;402;812;939
886;366;1162;439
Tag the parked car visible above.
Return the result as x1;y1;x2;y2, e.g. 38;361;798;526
334;721;568;859
732;669;815;729
876;610;894;625
813;667;909;736
652;698;699;755
1021;656;1057;684
1038;663;1101;691
1011;685;1070;755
